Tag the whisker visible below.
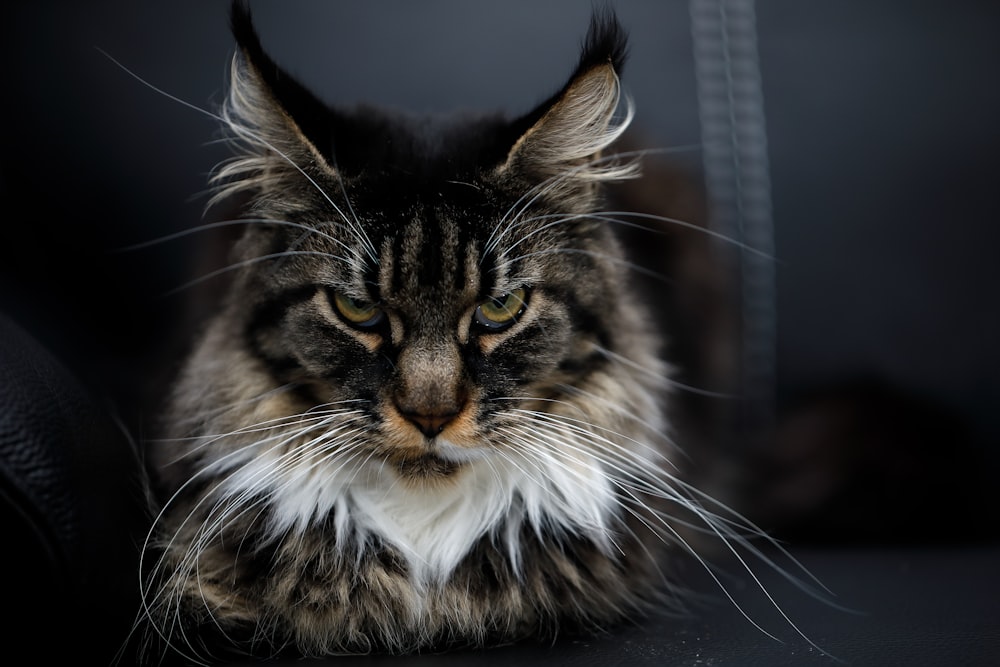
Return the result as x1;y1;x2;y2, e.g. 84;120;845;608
157;407;364;467
594;211;777;261
325;150;370;258
503;414;832;652
592;346;738;400
217;56;379;264
170;383;300;425
495;247;670;282
502;419;676;511
553;383;683;450
110;217;348;254
506;406;678;470
98;48;376;265
141;410;365;596
488;434;624;564
161;250;353;296
483;146;644;260
498;210;776;263
507;414;759;544
507;430;720;603
139;418;375;664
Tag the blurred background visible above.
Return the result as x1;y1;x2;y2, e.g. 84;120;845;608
2;0;998;545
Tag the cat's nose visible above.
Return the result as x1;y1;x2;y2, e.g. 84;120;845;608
392;339;468;438
398;408;460;438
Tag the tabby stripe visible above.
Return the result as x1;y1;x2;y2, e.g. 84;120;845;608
452;235;465;291
402;218;425;293
479;250;499;299
377;235;394;303
418;215;448;289
242;284;317;378
439;214;460;291
245;284;317;332
389;226;406;295
251;351;303;380
556;346;609;379
545;287;612;350
458;238;480;296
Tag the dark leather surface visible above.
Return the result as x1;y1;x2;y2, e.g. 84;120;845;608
0;312;146;664
0;311;85;576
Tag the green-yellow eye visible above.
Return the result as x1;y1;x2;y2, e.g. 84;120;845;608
331;291;383;329
474;288;528;331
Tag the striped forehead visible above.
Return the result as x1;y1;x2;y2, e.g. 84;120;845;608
374;204;486;306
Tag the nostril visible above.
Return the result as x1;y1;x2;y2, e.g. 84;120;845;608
401;410;459;438
394;386;469;438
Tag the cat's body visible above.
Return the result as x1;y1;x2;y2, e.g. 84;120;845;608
142;3;742;660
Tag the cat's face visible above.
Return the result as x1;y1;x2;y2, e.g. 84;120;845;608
172;7;657;487
231;141;636;482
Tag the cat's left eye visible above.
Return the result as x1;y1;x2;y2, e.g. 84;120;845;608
474;288;528;332
330;291;384;329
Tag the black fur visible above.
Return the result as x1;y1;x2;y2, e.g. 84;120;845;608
230;0;627;181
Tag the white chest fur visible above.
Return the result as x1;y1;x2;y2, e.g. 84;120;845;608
222;439;619;585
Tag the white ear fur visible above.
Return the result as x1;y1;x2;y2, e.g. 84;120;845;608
501;64;639;184
208;52;335;209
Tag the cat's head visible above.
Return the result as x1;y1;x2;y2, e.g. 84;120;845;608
177;3;662;485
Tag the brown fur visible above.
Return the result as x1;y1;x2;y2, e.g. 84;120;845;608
156;494;673;657
139;7;726;662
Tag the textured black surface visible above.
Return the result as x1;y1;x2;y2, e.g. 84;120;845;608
0;312;79;577
0;312;147;664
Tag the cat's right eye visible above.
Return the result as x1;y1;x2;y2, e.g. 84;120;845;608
329;291;384;330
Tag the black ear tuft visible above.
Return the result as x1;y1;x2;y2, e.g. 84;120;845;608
229;0;305;108
230;1;254;50
226;0;333;164
230;1;269;74
575;8;629;79
496;8;637;191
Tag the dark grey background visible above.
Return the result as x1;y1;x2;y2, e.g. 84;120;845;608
3;2;1000;665
3;0;998;528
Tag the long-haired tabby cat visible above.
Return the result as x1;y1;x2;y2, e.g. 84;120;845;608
138;2;808;661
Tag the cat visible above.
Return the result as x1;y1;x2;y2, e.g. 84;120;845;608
137;2;809;662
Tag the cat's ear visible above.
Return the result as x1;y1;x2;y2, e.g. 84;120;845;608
211;2;337;203
498;11;638;193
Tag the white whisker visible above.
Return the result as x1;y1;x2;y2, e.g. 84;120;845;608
157;407;363;467
161;250;353;296
484;146;642;260
495;247;670;282
594;345;737;399
98;48;377;266
499;404;835;654
110;217;350;255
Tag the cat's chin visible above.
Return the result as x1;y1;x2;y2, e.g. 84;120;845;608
392;453;462;481
385;437;490;482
